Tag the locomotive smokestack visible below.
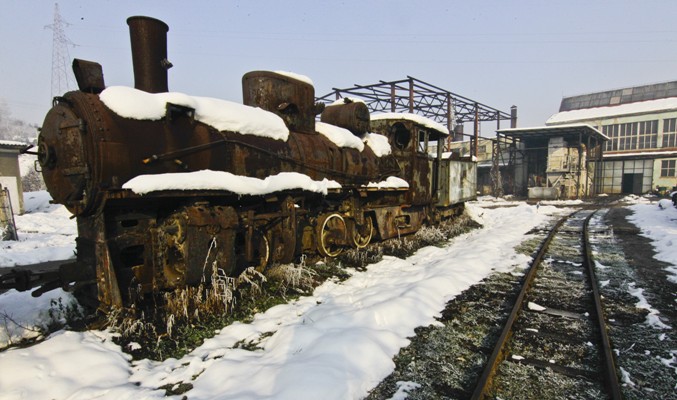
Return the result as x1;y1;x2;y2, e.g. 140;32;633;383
127;16;172;93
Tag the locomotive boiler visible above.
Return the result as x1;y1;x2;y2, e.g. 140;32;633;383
5;16;476;311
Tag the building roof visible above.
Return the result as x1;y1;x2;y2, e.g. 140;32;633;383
497;123;609;142
0;140;30;150
559;81;677;112
547;97;677;125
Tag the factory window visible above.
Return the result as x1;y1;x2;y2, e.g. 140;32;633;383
661;160;676;177
663;118;677;148
637;120;658;149
603;120;658;151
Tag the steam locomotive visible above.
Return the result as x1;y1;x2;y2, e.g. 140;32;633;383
6;16;476;311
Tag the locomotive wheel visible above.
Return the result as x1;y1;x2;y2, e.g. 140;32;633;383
317;213;347;257
253;232;271;272
350;216;373;249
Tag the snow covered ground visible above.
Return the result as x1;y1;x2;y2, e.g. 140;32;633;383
0;191;76;266
0;193;675;400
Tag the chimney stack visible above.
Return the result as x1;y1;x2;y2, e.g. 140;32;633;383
127;16;172;93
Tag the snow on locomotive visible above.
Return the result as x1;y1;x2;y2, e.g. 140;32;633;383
31;16;476;311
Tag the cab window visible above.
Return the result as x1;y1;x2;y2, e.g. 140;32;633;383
418;130;428;153
391;123;411;150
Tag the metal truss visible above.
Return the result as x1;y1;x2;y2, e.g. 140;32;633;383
316;76;513;131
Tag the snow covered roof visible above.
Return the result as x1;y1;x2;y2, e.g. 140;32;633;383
497;123;609;142
547;97;677;125
371;112;450;135
0;140;30;150
99;86;289;141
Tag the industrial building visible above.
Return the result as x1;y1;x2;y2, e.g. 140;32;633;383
546;81;677;195
495;125;607;199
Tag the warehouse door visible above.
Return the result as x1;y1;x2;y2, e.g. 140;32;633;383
621;173;643;194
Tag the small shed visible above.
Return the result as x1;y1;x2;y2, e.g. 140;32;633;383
0;140;30;214
496;124;608;199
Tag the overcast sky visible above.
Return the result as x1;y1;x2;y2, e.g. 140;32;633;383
2;0;676;134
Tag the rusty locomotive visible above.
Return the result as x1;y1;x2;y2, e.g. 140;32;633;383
5;16;476;312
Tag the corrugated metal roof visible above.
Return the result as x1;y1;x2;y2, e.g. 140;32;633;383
560;81;677;112
497;123;609;142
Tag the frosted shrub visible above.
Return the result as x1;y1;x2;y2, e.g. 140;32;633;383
415;225;447;246
382;237;417;259
266;258;316;295
338;246;384;270
237;267;267;296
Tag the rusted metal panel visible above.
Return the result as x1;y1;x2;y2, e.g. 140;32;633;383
157;204;239;288
72;59;105;94
242;71;317;134
438;159;477;206
320;101;370;136
371;206;426;240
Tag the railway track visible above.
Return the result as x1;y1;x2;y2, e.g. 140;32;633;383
471;209;622;399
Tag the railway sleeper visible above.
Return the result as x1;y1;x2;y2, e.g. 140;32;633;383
508;357;601;381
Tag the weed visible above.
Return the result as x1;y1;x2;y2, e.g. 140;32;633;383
110;209;480;362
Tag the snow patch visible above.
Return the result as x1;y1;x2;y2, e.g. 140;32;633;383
388;381;421;400
620;367;636;387
527;302;546;311
0;289;79;348
330;97;366;106
627;283;672;330
364;133;392;157
315;121;364;151
0;191;76;267
627;203;677;283
122;170;341;196
273;70;314;86
365;176;409;189
371;112;449;135
99;86;289;141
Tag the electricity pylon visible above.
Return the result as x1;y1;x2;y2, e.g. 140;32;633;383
46;3;76;99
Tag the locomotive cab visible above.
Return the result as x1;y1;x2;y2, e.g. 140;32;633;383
370;114;449;205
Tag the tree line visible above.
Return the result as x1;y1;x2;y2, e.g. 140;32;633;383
1;100;45;191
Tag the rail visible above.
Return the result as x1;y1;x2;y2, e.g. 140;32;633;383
471;208;622;399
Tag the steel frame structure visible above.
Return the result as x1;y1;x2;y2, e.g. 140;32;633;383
316;76;514;145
